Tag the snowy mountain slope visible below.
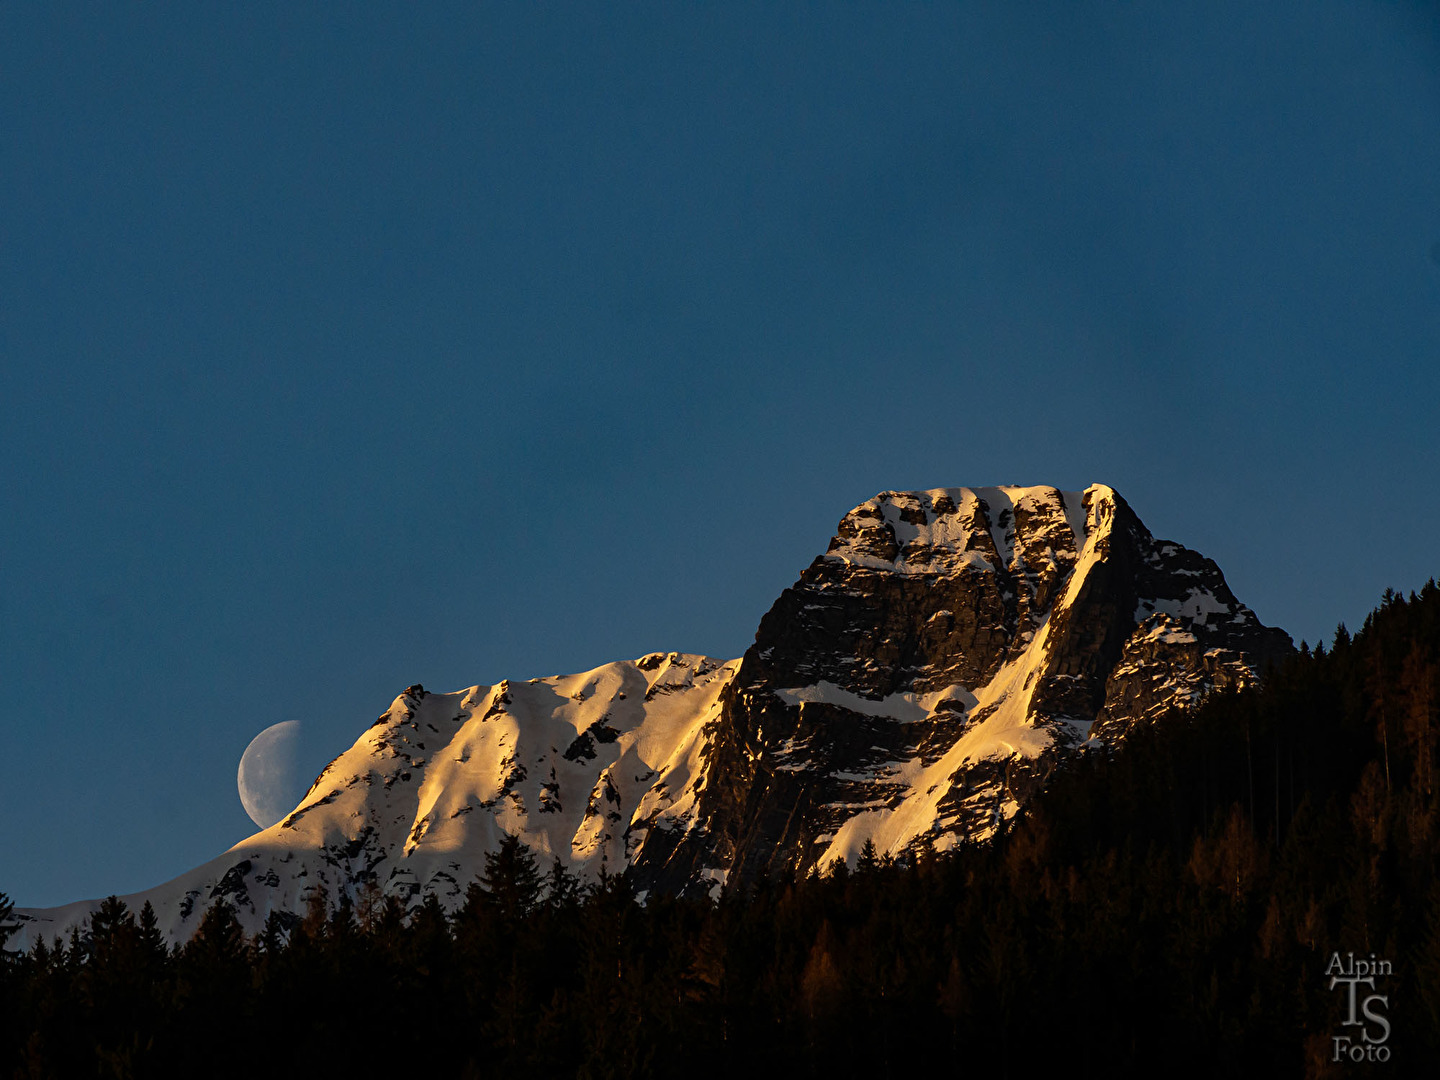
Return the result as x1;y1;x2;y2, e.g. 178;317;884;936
16;654;737;946
15;483;1290;943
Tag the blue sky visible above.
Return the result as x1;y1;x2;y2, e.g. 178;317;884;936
4;2;1440;907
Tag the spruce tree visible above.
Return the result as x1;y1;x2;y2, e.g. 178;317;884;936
472;834;543;922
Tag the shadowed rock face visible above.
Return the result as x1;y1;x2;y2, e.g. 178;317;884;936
629;484;1291;894
15;483;1292;945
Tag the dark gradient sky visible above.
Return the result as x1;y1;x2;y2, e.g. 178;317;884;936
5;3;1440;907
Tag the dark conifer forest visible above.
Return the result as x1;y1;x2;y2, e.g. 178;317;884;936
5;583;1440;1078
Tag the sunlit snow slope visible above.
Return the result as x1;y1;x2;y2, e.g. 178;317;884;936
18;654;736;944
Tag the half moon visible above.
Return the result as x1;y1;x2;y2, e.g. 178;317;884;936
237;720;303;829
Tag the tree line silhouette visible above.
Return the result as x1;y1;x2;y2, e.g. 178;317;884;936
4;582;1440;1077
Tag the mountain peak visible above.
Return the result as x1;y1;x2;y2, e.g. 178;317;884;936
14;483;1290;944
640;480;1289;886
824;484;1107;579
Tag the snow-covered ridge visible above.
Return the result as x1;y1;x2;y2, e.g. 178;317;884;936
15;653;738;947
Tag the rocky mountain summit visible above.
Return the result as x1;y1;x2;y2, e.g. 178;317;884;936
632;484;1290;892
16;483;1291;944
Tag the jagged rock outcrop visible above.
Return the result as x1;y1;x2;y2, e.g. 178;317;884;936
15;483;1290;944
628;484;1289;893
